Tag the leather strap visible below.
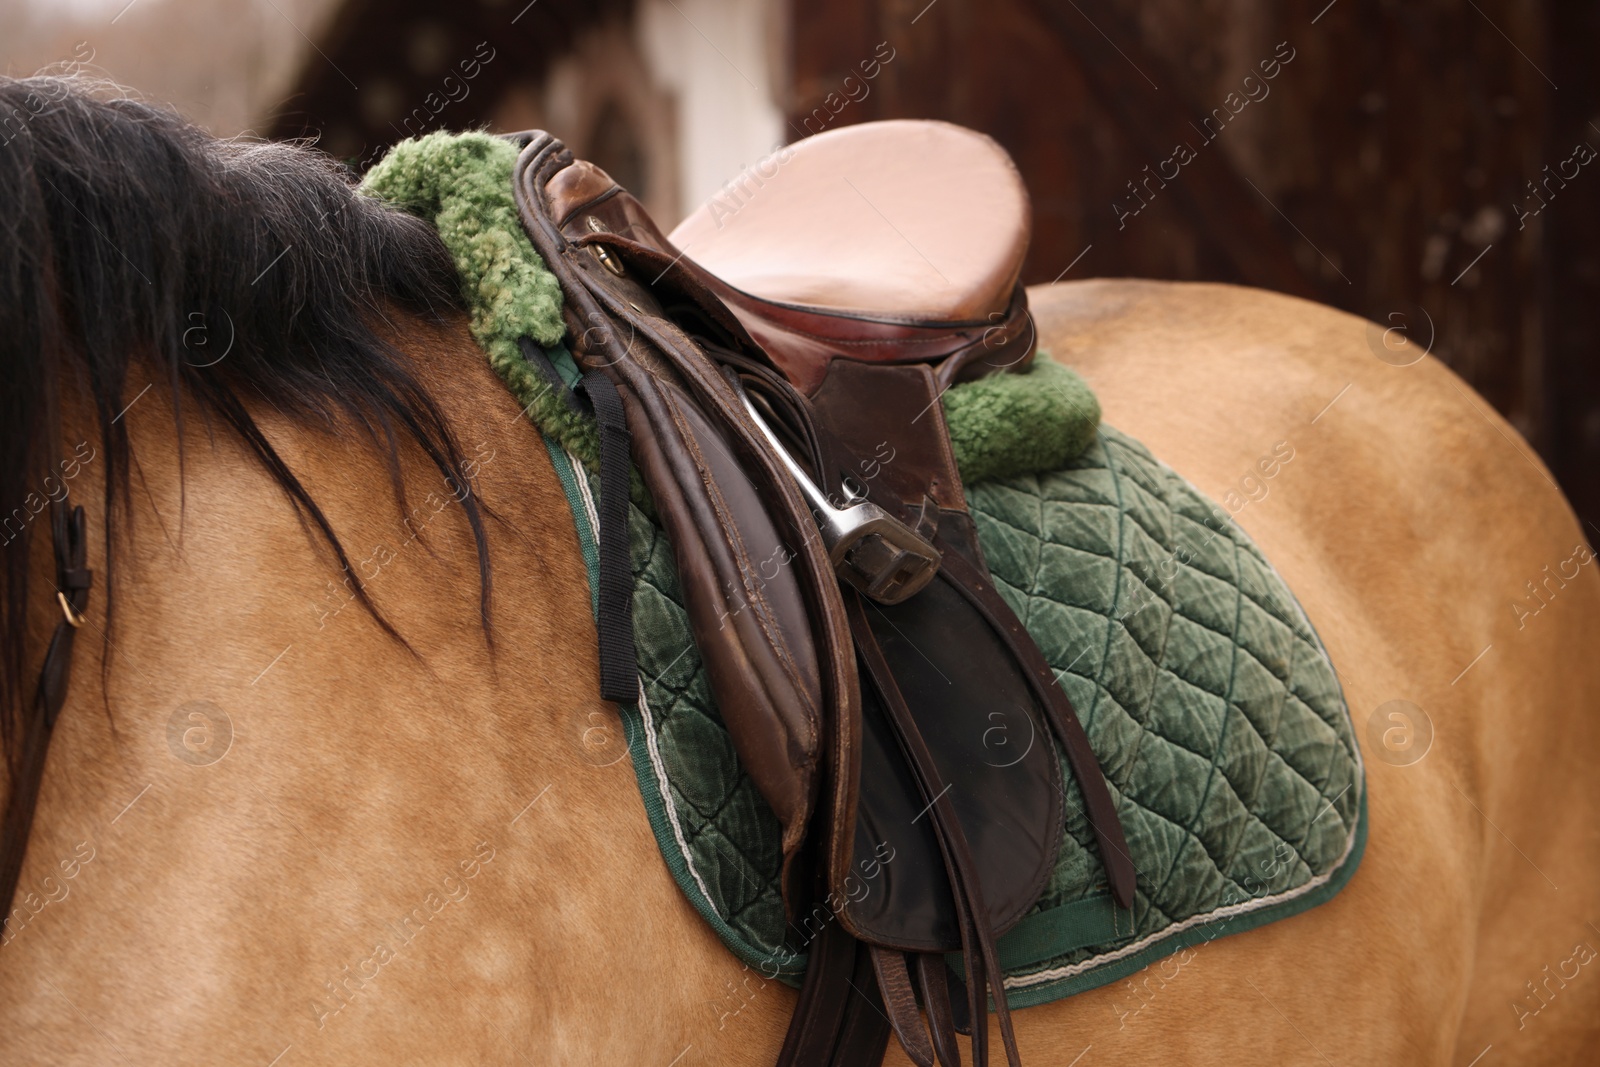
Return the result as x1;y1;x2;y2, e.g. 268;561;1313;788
916;954;964;1067
0;499;91;926
870;947;935;1067
935;548;1138;909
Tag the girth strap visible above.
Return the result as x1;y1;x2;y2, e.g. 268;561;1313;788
778;920;893;1066
0;500;91;925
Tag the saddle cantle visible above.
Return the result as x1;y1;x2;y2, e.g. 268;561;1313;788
512;120;1135;1067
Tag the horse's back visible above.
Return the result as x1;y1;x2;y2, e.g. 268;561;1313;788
4;280;1595;1066
973;280;1600;1064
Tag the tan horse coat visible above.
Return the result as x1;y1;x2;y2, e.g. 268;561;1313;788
2;280;1596;1065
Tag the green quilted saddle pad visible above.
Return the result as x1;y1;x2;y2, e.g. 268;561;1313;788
360;129;1362;1004
546;423;1366;1006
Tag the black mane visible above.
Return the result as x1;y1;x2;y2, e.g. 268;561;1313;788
0;75;488;761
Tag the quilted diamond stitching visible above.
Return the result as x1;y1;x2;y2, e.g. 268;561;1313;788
965;430;1357;956
612;424;1360;978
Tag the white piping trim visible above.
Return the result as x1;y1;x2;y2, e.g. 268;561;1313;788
565;450;719;911
568;434;1364;989
1005;804;1362;989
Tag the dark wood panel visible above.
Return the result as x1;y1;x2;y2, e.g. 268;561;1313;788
1544;0;1600;526
272;0;1594;521
268;0;630;167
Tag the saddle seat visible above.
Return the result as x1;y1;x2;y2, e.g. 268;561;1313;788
671;119;1029;321
667;120;1037;393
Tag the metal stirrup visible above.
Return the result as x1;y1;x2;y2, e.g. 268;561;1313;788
737;385;941;605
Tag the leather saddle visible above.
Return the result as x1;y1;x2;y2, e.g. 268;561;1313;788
511;120;1135;1067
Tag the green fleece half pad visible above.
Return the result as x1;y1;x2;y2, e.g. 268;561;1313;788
360;130;1100;482
942;358;1099;484
546;425;1365;1004
361;132;594;468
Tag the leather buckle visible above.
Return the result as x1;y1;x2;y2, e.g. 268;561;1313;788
738;387;940;604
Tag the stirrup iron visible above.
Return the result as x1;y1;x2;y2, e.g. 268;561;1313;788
738;385;940;605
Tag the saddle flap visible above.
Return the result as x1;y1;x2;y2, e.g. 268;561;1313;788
843;572;1066;951
513;134;863;889
631;383;824;841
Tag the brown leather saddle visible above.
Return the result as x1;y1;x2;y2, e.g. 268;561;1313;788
511;120;1135;1067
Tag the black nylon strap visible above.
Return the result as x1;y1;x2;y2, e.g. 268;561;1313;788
517;336;586;417
578;370;639;704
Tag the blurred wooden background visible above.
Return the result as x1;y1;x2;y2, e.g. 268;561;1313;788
784;0;1598;528
4;0;1596;527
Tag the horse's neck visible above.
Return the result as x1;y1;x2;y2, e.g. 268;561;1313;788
0;317;789;1062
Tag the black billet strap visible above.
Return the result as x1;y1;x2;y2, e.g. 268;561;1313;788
576;370;639;704
0;501;91;926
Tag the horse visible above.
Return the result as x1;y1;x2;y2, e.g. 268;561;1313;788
1;77;1596;1066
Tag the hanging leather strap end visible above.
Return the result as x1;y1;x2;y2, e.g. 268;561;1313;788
870;946;936;1067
